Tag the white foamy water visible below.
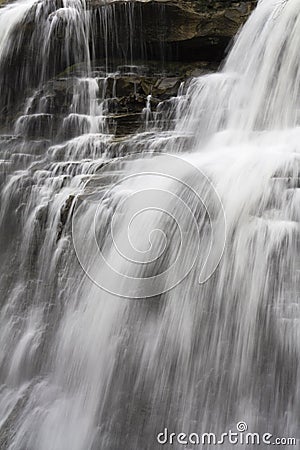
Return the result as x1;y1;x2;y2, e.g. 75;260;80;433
0;0;299;449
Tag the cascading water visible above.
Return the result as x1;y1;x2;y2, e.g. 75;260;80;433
0;0;299;448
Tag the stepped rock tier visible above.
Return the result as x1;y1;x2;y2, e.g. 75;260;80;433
0;0;256;133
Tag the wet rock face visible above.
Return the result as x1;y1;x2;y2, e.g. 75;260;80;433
0;0;256;131
16;61;217;139
88;0;257;61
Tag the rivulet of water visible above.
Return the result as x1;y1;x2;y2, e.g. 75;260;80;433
0;0;299;449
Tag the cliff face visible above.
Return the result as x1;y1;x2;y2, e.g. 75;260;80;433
2;0;257;64
87;0;257;62
0;0;257;133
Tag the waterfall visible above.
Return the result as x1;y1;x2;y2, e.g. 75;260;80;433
0;0;299;448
